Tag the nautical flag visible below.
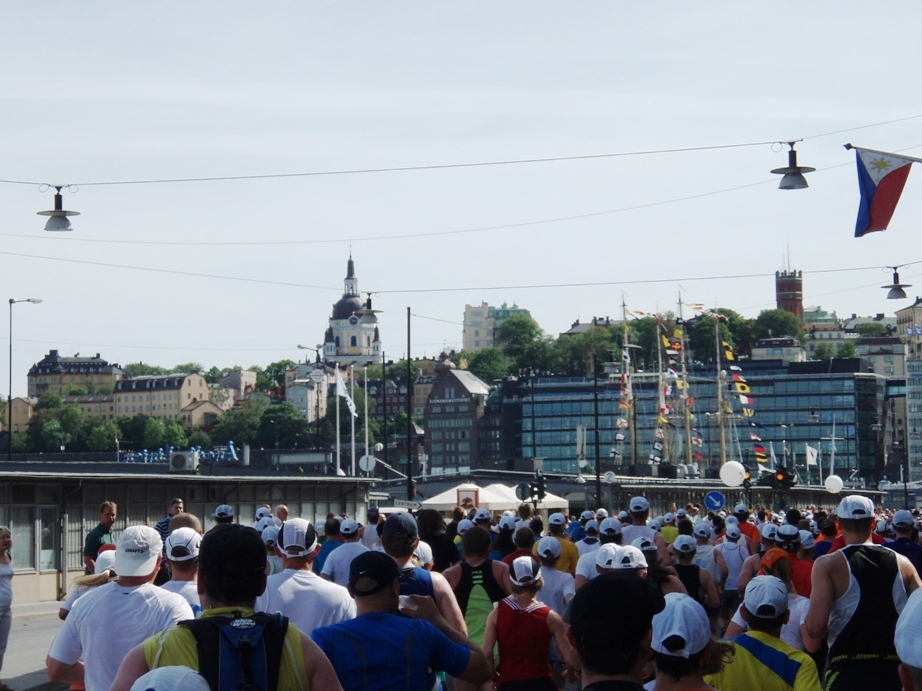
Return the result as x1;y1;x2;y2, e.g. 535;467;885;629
616;417;629;429
653;441;663;452
692;437;703;446
750;432;761;441
909;326;916;336
336;369;357;417
694;451;705;460
673;328;683;339
662;335;671;349
615;433;626;441
657;415;669;424
852;147;915;237
729;365;742;372
805;444;818;467
757;462;772;473
739;394;754;405
722;341;735;361
753;443;767;456
619;401;634;409
732;373;746;383
686;397;694;407
655;427;664;439
749;421;767;430
734;382;751;395
742;408;755;418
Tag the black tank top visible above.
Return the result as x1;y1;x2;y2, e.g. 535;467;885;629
829;545;901;670
675;563;703;603
454;558;507;614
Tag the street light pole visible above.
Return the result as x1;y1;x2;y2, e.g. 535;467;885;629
8;298;41;462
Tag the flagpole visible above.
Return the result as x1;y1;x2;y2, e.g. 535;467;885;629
336;363;341;475
351;363;356;476
363;364;369;476
844;143;922;165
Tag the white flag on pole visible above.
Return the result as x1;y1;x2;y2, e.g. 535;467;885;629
336;370;357;417
805;445;818;467
757;462;772;474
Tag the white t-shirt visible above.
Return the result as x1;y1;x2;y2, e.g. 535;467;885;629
60;584;90;614
575;550;601;584
320;541;369;587
730;591;810;650
159;579;202;617
255;568;356;636
537;566;576;616
361;523;381;550
576;537;601;558
622;524;656;546
49;581;193;691
267;555;284;575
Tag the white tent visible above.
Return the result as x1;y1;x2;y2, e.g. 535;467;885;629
420;481;568;513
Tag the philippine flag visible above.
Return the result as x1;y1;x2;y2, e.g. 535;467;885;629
853;148;915;237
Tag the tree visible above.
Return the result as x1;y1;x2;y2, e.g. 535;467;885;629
203;366;224;384
384;360;420;385
188;429;212;449
122;363;170;378
116;414;151;452
257;402;310;448
163;420;188;448
813;342;836;361
171;362;203;374
466;348;507;382
498;314;543;362
837;341;857;358
856;322;889;337
42;419;70;452
211;403;262;446
86;420;120;452
264;360;297;389
142;418;166;449
248;366;272;392
753;309;803;341
35;393;63;411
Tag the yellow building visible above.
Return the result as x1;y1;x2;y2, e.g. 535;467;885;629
114;373;211;425
27;350;122;397
61;394;116;420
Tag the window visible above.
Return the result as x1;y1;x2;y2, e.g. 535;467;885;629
350;336;357;347
11;508;34;570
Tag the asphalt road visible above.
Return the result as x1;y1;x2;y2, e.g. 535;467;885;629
3;605;67;691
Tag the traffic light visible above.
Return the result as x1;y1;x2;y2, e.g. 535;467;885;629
743;464;752;490
773;465;796;490
534;472;547;502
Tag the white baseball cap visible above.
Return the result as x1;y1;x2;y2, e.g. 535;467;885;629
165;527;201;562
614;545;648;569
596;543;620;569
896;588;922;668
835;495;875;519
775;524;800;544
537;536;562;559
734;504;749;515
474;508;492;522
255;507;272;520
278;518;318;557
596;509;609;519
599;517;622;536
509;556;541;586
413;540;434;566
457;519;474;535
799;530;816;550
725;525;741;540
130;666;210;691
548;512;567;526
632;536;656;553
114;525;163;577
340;518;359;536
725;515;739;526
652;593;712;658
676;508;688;519
664;512;676;523
674;535;697;554
693;523;712;539
214;504;234;519
498;515;516;531
261;524;279;547
585;519;600;533
94;549;116;574
893;510;916;529
744;575;789;618
580;510;595;521
760;523;778;541
629;497;650;512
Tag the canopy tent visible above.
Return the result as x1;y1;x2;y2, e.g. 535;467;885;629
420;481;568;513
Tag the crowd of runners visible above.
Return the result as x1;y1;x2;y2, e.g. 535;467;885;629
38;493;922;691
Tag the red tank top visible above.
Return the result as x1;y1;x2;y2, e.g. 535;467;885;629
495;596;553;682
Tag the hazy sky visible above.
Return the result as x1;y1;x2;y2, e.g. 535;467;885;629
2;3;922;397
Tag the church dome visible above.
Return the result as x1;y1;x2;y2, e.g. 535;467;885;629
331;295;364;321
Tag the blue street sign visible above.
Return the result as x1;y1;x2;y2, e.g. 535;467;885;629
704;491;726;512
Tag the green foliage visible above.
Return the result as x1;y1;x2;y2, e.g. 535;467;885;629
753;309;803;341
42;419;70;451
65;385;88;396
188;429;212;449
211;403;262;446
687;309;755;362
163;420;188;447
35;393;63;411
499;314;543;358
172;362;203;374
385;360;420;384
257;401;310;448
142;418;167;449
837;341;857;358
86;421;120;452
465;348;507;382
116;415;151;451
203;366;224;384
550;327;620;376
856;322;889;337
812;342;836;361
122;363;170;378
264;360;297;389
247;366;272;392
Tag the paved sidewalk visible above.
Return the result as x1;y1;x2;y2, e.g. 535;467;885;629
4;601;68;691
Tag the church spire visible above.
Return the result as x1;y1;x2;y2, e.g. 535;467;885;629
344;252;358;296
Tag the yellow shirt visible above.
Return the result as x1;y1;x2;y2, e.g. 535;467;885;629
143;607;309;691
533;535;580;576
661;525;679;544
705;630;821;691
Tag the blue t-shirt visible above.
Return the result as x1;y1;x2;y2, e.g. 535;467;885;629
568;522;587;543
311;611;471;691
313;540;342;574
886;537;922;574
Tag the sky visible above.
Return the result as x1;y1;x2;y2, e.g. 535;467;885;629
2;3;922;397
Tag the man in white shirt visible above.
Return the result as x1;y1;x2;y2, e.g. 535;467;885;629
361;507;383;550
47;525;193;691
255;518;355;636
159;527;202;617
321;518;368;586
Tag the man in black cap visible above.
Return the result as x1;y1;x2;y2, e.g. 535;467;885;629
567;573;666;690
311;551;492;691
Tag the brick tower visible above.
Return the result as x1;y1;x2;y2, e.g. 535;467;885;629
775;269;803;319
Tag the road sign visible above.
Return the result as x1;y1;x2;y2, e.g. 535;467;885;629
515;483;532;501
392;499;421;510
309;369;325;383
359;454;376;472
704;491;726;512
603;471;617;484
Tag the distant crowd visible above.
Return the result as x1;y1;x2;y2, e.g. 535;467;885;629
26;493;922;691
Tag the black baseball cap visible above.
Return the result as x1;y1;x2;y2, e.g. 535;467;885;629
570;573;665;648
349;550;400;596
383;513;418;543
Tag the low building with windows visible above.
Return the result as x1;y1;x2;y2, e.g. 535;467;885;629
424;354;490;472
27;350;122;397
462;301;531;352
115;373;211;425
751;337;806;364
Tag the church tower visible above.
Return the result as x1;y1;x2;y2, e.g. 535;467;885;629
323;254;381;364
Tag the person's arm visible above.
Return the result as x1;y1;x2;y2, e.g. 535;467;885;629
714;549;728;587
480;608;498;677
736;555;757;595
492;560;511;595
108;644;150;691
655;532;671;566
430;570;468;636
299;631;344;691
46;656;84;685
403;594;491;685
804;555;835;641
700;569;720;609
547;610;576;669
82;555;95;572
898;553;922;595
574;574;588;590
725;603;746;638
441;564;461;590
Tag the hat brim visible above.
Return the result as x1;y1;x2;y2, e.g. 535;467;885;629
113;551;159;577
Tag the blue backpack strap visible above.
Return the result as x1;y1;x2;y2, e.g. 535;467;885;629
399;566;435;600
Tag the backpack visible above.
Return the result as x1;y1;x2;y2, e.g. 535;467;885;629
179;611;289;691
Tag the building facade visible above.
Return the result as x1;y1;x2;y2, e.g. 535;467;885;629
28;350;122;397
423;355;490;471
462;302;531;352
322;255;381;365
114;373;214;427
775;270;804;319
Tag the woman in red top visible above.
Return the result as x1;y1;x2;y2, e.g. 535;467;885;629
482;556;573;690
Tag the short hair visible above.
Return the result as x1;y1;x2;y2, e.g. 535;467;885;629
324;517;341;538
514;526;535;549
461;527;492;558
168;513;202;533
838;517;873;535
99;501;117;514
677;518;694;536
652;644;707;682
517;503;532;520
416;509;446;537
743;605;786;632
820;518;837;537
451;507;465;522
198;524;266;605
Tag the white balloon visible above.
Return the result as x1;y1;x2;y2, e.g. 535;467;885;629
720;461;746;488
825;475;844;494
